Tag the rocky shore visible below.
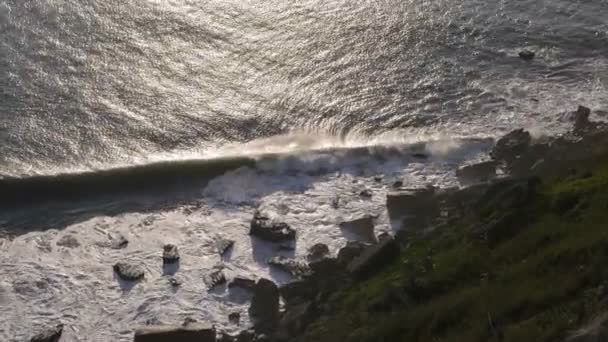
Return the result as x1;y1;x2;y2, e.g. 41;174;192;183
30;106;608;342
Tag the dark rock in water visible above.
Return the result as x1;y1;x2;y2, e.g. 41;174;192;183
519;50;535;60
228;277;256;291
359;189;373;198
456;161;498;184
307;243;330;262
250;211;296;243
347;237;401;279
228;312;241;325
215;238;235;257
491;129;531;163
392;180;404;189
163;244;180;264
337;241;370;265
56;235;80;248
182;317;197;327
373;175;383;183
267;256;310;278
168;277;182;288
133;323;216;342
339;216;377;243
110;234;129;249
386;187;438;220
574;105;592;131
113;261;145;281
249;278;280;333
411;153;429;159
281;258;348;306
204;267;227;289
30;324;63;342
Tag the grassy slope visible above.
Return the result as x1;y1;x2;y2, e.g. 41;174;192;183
295;161;608;342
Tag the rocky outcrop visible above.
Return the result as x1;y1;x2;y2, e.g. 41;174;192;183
339;216;377;243
519;50;535;60
162;244;180;264
30;324;63;342
133;323;216;342
307;243;329;262
574;105;592;132
490;129;531;164
267;256;310;278
456;161;498;184
347;237;401;279
250;211;296;243
386;187;439;222
204;267;227;290
249;279;280;333
113;261;145;281
337;241;370;265
275;301;317;340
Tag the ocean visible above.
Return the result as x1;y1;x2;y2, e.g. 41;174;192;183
1;0;607;340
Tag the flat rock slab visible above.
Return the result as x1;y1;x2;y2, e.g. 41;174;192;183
113;261;145;281
30;324;63;342
163;244;180;264
339;216;377;243
134;324;216;342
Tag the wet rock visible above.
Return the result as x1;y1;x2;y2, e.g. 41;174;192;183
359;189;373;198
30;324;63;342
228;277;256;291
392;180;404;189
337;241;370;265
456;161;498;184
204;267;227;290
218;332;236;342
182;317;197;327
373;175;383;183
229;312;241;325
411;153;429;159
519;49;535;60
574;105;592;131
490;129;531;163
250;211;296;243
267;256;310;278
110;234;129;249
249;278;280;333
347;237;401;279
162;244;180;264
133;323;216;342
56;235;80;248
339;216;377;243
168;277;182;288
216;238;235;257
307;243;330;262
113;261;145;281
386;187;439;220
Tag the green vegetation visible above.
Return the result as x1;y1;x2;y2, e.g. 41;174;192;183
295;162;608;342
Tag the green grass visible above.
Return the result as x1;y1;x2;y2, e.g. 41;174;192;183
294;161;608;342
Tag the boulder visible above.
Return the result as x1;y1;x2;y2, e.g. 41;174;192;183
574;105;592;132
168;277;182;288
347;238;401;279
519;49;535;60
250;211;296;243
337;241;370;265
56;235;80;248
216;238;235;257
30;324;63;342
307;243;329;262
386;187;439;220
359;189;373;198
339;216;377;243
133;323;216;342
228;277;256;291
228;312;241;325
113;261;145;281
392;180;404;189
249;279;280;333
162;244;180;264
267;256;310;278
490;129;531;163
456;161;497;184
204;267;227;289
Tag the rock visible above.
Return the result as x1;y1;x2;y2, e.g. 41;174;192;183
250;211;296;243
113;261;145;281
236;330;255;342
182;317;197;327
276;301;316;339
337;241;370;265
392;180;404;189
249;278;280;333
574;105;592;131
110;234;129;249
267;256;310;278
228;312;241;325
56;235;80;248
30;324;63;342
216;238;235;257
359;189;373;198
373;176;383;183
456;161;497;184
217;332;236;342
339;216;377;243
386;187;439;220
162;244;180;264
518;49;535;60
307;243;329;262
228;277;256;291
347;237;401;279
476;177;540;212
133;323;216;342
204;267;227;289
411;153;429;159
168;277;182;288
490;129;532;163
280;258;348;306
